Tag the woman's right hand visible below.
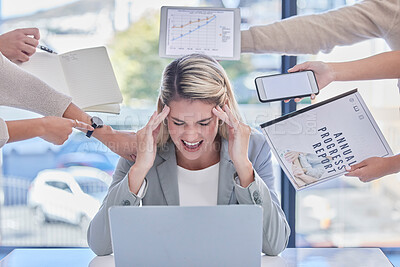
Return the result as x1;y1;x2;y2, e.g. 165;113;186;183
133;106;170;171
128;106;170;194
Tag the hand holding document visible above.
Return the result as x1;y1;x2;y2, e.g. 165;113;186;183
261;89;393;190
18;46;123;114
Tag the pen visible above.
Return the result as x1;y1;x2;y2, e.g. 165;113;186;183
38;45;58;54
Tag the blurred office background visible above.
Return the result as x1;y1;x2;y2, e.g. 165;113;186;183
0;0;399;257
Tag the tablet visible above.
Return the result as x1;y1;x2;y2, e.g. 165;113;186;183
159;6;241;61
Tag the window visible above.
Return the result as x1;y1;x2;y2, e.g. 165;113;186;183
46;181;72;193
0;0;282;247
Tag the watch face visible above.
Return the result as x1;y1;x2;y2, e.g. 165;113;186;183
92;116;103;127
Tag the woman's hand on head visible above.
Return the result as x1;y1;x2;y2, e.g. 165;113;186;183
134;106;170;171
284;61;336;103
212;105;254;187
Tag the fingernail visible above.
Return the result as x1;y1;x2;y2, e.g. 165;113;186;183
345;166;351;171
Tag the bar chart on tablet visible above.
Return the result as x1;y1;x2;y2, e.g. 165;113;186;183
166;9;234;58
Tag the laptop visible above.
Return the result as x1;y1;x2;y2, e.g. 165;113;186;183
109;205;262;267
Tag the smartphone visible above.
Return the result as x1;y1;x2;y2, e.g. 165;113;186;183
254;71;319;102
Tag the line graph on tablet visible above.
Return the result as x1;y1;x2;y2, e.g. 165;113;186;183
166;9;234;58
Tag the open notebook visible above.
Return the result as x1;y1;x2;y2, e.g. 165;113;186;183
18;46;123;114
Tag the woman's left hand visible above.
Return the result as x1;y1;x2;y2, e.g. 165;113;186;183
212;105;254;187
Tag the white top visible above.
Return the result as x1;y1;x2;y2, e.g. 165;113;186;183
177;162;220;206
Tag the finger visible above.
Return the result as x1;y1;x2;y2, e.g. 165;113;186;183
146;109;164;133
23;36;39;47
347;161;367;172
145;111;157;130
294;98;302;102
211;106;225;120
21;44;36;56
287;62;307;73
223;105;239;128
74;120;94;131
213;106;232;127
284;99;290;103
21;28;40;40
16;52;30;62
151;106;170;131
153;123;162;139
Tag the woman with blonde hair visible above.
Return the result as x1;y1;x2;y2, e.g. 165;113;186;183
88;54;290;256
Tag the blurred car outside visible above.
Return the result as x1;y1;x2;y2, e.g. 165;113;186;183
27;166;111;228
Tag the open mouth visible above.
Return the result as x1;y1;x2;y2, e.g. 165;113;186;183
181;140;203;151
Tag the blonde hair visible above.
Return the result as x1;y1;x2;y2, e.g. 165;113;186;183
157;54;242;146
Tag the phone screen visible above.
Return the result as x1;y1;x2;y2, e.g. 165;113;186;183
255;71;319;102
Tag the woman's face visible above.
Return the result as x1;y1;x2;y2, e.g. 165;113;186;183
167;99;219;163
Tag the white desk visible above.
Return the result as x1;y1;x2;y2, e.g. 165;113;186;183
0;247;392;267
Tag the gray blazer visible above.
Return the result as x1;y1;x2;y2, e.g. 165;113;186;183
88;130;290;256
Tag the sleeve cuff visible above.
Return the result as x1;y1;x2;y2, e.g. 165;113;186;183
116;174;145;206
234;170;267;205
135;179;147;198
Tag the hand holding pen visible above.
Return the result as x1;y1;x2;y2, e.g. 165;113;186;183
0;28;40;63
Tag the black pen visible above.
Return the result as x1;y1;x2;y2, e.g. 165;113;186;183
38;45;58;54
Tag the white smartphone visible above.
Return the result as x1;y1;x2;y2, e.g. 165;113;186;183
255;71;319;102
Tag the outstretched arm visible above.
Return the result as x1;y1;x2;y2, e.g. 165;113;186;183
62;103;138;161
1;52;138;160
289;51;400;89
241;0;398;55
5;117;92;145
345;155;400;182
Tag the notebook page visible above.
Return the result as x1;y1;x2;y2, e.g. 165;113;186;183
18;52;70;96
59;47;123;109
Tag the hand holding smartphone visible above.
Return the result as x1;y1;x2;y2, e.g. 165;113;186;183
255;70;319;102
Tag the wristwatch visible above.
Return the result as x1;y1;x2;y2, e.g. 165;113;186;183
86;116;104;138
